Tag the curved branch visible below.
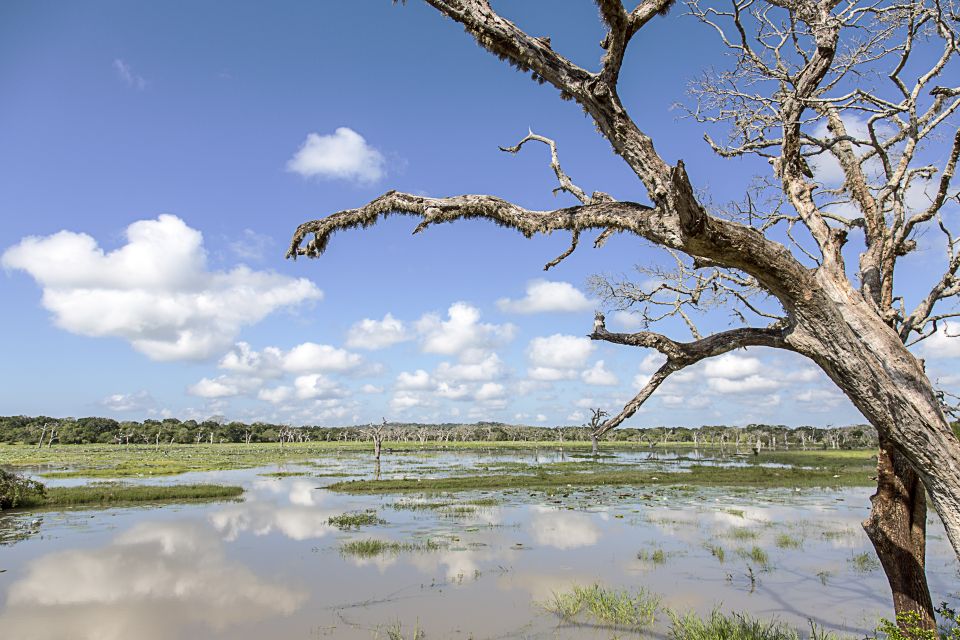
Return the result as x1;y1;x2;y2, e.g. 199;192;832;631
589;321;792;436
286;190;662;260
288;184;814;310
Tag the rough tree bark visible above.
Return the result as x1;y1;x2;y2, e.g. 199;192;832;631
864;438;935;628
285;0;960;627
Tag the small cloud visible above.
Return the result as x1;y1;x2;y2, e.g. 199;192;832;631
228;229;274;262
581;360;618;386
113;58;146;90
497;280;594;314
286;127;386;184
346;313;411;350
100;390;156;412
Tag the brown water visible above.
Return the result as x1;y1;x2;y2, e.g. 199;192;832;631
1;452;957;639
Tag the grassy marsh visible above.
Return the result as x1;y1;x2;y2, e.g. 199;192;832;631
327;461;875;494
667;609;834;640
544;584;661;629
14;483;243;509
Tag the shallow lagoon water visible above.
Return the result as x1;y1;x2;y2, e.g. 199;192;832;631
1;449;958;639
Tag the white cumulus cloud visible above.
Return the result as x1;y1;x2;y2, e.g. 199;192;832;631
497;280;593;314
345;313;410;350
920;321;960;359
2;215;321;361
527;334;594;381
703;354;762;379
282;342;363;373
286;127;385;184
581;360;618;386
416;302;514;357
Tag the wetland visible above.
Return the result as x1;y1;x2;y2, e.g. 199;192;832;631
0;443;957;639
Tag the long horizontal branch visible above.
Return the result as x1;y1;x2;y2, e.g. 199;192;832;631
286;191;668;259
589;322;792;436
288;187;814;308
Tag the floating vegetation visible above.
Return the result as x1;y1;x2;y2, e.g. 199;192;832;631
339;537;445;558
544;583;661;629
737;546;770;569
637;547;667;565
327;510;386;530
728;527;760;541
704;543;726;563
849;551;880;573
775;533;803;549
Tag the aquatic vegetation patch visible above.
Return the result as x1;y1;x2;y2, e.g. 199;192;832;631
737;546;771;569
544;583;661;629
637;547;667;565
667;609;836;640
849;551;880;573
704;542;726;563
328;461;875;494
775;533;803;549
328;510;386;529
14;482;243;509
727;527;761;541
339;537;446;558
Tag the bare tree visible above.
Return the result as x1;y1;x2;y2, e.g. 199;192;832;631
362;418;391;461
588;407;610;455
286;0;960;626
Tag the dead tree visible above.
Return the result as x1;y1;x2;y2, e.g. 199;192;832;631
362;418;391;461
588;408;610;455
286;0;960;627
35;423;49;449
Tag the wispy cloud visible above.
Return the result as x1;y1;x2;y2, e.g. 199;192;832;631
113;58;147;90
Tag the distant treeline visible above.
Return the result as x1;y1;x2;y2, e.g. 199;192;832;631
0;415;894;450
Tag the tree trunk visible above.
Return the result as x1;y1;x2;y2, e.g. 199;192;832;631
789;270;960;562
863;440;935;630
591;433;598;456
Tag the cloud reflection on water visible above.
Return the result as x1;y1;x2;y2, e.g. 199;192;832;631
0;520;306;640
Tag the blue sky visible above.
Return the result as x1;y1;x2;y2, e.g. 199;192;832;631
4;0;948;427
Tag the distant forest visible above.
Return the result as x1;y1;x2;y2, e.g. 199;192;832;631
0;415;895;450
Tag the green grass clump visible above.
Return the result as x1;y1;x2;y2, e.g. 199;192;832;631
876;605;960;640
737;546;770;569
637;547;667;565
339;537;445;558
16;483;243;509
544;584;660;629
775;533;803;549
728;527;760;541
668;609;833;640
327;510;386;529
704;543;726;563
849;551;880;573
384;620;425;640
